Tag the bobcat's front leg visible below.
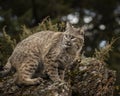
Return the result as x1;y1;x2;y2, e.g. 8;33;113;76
44;59;61;82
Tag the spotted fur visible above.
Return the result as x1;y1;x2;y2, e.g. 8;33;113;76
0;23;84;85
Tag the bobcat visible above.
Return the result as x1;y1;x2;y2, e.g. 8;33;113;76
0;23;84;85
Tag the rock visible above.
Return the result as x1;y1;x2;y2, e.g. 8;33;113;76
0;57;116;96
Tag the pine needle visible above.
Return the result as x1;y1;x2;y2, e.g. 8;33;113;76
93;37;120;61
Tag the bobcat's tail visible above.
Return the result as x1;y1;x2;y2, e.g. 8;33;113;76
0;61;12;77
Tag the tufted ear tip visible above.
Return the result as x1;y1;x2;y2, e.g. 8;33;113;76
66;22;71;27
65;22;73;32
80;26;86;35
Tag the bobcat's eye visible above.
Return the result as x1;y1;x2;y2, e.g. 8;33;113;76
71;35;75;39
71;36;77;41
64;34;70;40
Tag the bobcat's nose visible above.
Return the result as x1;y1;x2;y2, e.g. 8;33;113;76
66;42;71;46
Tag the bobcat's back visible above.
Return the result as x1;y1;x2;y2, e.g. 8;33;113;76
10;31;63;69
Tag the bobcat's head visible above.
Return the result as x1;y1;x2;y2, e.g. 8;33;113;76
62;22;85;55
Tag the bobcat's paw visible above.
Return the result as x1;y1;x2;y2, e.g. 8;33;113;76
35;77;43;84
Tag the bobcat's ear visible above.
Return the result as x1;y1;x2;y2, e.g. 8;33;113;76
65;22;73;33
79;26;85;35
76;27;85;35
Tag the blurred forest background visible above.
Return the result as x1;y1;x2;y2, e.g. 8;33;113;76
0;0;120;95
